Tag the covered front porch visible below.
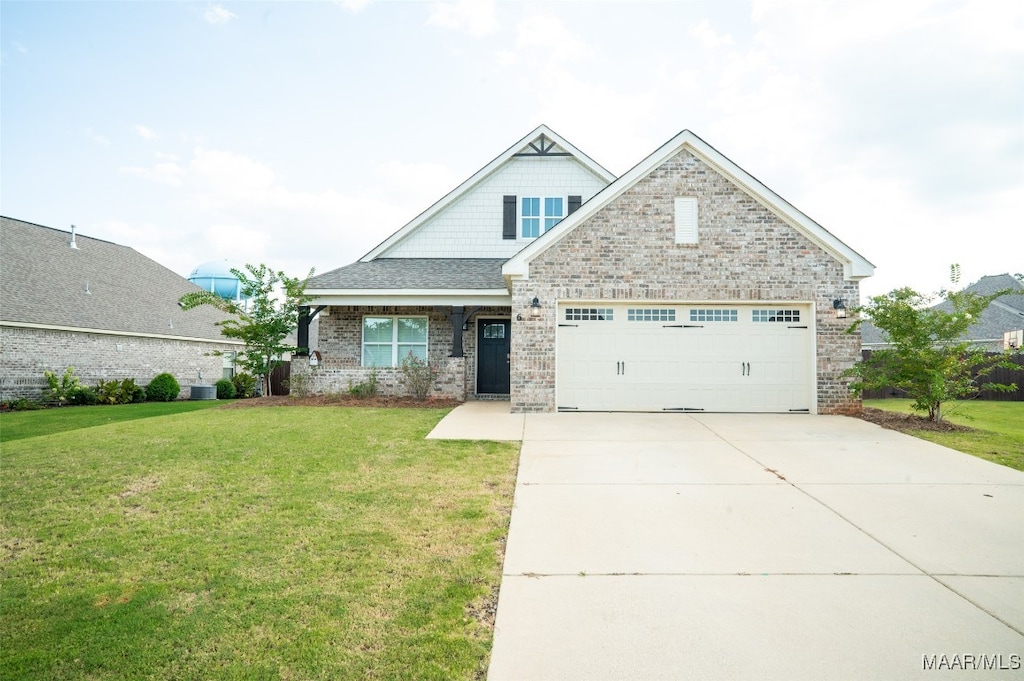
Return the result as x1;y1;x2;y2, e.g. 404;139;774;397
292;303;513;400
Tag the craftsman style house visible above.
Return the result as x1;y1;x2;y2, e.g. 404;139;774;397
296;125;873;414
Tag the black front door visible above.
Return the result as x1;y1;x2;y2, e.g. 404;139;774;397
477;319;511;394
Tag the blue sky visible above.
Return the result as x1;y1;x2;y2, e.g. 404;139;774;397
2;0;1021;299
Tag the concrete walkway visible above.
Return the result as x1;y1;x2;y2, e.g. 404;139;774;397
430;405;1024;680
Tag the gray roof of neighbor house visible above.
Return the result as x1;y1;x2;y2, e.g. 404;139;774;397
1;216;238;342
861;274;1024;346
306;258;508;290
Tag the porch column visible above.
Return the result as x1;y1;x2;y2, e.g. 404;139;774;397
450;306;465;358
296;305;325;356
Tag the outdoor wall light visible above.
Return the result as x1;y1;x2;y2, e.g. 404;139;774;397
529;297;542;318
833;298;848;319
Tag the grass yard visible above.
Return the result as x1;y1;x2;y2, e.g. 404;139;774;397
0;400;223;443
864;399;1024;471
0;405;520;680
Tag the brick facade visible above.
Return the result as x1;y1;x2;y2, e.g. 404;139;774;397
294;305;512;400
509;148;861;415
0;325;236;401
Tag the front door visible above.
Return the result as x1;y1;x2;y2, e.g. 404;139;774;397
477;319;511;394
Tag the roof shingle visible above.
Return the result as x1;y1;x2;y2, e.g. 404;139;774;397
1;216;236;341
306;258;508;290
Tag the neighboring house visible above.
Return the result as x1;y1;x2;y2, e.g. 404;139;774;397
297;125;874;414
861;274;1024;351
0;216;243;401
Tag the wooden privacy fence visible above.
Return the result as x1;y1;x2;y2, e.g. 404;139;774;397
859;350;1024;401
270;362;291;396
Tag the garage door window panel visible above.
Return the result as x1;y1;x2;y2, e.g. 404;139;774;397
753;309;801;323
565;308;614;321
627;308;676;322
690;309;739;322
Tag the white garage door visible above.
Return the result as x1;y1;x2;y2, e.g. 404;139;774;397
556;303;813;413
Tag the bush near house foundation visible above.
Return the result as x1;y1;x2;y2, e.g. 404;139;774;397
145;373;181;402
232;373;258;398
400;353;439;400
215;378;236;400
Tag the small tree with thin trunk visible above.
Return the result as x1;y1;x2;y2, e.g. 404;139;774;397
845;267;1020;422
180;264;313;397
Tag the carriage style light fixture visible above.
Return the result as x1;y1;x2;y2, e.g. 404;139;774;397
832;298;848;319
529;297;542;318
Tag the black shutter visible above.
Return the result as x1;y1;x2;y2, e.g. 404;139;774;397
503;195;517;239
568;195;582;215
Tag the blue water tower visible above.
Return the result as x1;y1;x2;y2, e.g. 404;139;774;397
188;260;248;301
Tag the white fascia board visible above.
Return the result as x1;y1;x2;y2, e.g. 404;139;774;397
0;320;243;345
305;289;512;307
503;130;875;283
361;125;617;262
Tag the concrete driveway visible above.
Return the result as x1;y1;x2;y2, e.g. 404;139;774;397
431;407;1024;680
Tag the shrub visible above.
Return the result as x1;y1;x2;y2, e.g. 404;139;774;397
286;373;310;399
44;366;81;405
146;373;181;402
4;398;44;411
68;385;98;406
123;378;147;403
399;353;438;400
95;379;123;405
348;367;379;398
232;373;258;399
94;378;146;405
215;378;237;400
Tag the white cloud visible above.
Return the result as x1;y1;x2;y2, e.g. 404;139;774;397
85;127;110;146
426;0;497;37
495;50;519;67
204;4;238;25
688;20;734;49
189;148;276;200
336;0;374;13
14;42;27;54
516;12;590;62
134;124;158;140
114;146;421;277
120;161;185;187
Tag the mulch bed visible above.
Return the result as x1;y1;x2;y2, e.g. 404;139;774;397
220;397;975;436
856;407;975;434
216;395;464;409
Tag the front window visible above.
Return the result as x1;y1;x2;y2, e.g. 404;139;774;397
522;196;564;238
362;316;428;366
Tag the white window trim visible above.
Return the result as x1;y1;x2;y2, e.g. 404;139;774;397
361;315;429;367
521;196;565;240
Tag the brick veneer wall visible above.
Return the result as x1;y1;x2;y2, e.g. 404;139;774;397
0;326;236;401
295;305;512;400
511;148;862;414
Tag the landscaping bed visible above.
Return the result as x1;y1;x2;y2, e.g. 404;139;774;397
857;407;975;434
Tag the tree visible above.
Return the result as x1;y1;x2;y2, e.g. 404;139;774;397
846;267;1019;421
180;264;313;397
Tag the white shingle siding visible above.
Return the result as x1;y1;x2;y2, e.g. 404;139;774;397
384;157;607;258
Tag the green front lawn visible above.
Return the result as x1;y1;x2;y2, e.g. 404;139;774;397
1;406;520;680
0;400;223;443
864;399;1024;471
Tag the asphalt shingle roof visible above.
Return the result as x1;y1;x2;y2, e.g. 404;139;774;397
1;216;236;341
306;258;508;290
861;274;1024;345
